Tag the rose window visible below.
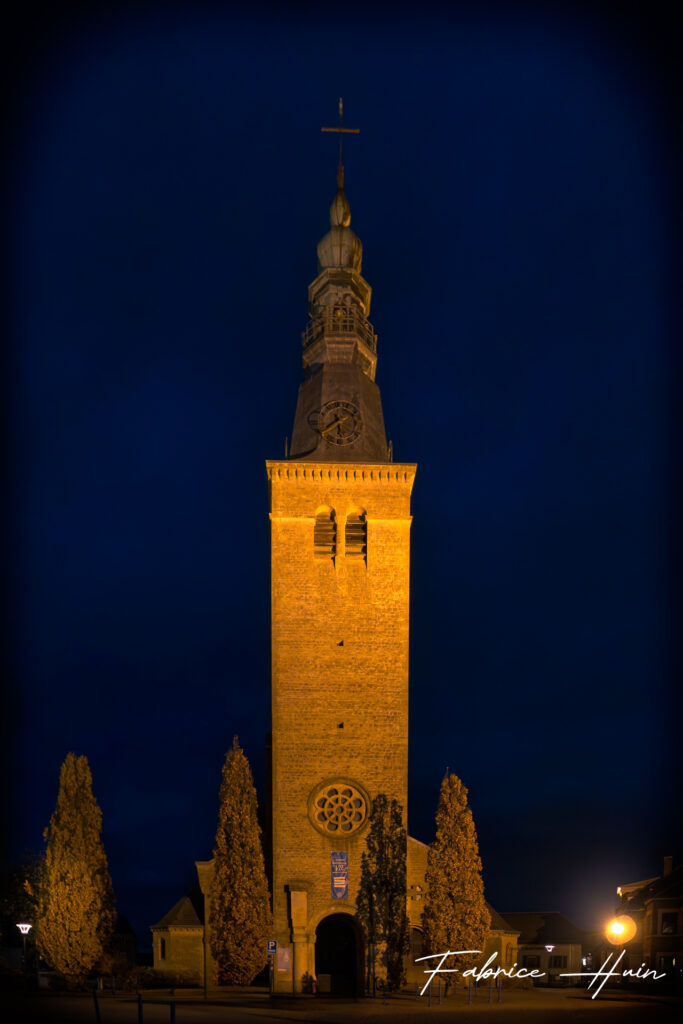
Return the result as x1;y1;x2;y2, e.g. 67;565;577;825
309;782;368;835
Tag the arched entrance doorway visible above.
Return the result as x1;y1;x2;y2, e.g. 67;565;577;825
315;913;360;996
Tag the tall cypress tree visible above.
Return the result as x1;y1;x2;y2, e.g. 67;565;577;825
209;737;272;985
422;774;490;976
356;794;409;991
36;753;115;983
385;799;410;990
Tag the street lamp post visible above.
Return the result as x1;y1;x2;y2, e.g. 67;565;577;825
545;944;555;986
16;923;32;971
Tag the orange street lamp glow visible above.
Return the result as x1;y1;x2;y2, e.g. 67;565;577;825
606;915;637;944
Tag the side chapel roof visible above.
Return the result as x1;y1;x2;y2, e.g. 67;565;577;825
486;902;519;934
151;891;203;930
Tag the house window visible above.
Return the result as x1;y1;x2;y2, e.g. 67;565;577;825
523;955;540;969
551;955;567;968
660;912;678;935
345;512;366;559
314;509;336;559
160;937;166;960
505;943;514;964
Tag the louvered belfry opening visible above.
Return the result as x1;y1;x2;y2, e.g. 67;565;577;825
345;512;367;559
314;509;336;559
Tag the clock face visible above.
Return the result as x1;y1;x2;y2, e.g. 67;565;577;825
311;401;363;446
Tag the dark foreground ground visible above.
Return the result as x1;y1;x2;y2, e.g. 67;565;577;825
1;986;682;1024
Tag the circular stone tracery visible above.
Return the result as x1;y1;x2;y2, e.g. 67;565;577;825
310;782;368;835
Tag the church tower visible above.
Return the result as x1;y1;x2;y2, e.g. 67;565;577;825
267;137;417;994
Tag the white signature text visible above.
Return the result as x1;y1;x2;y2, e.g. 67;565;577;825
416;949;667;999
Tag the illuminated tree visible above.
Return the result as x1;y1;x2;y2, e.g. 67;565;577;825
422;773;490;978
356;794;409;991
36;754;115;983
209;737;272;984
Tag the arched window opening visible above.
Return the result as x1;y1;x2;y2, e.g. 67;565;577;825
314;509;336;559
345;512;366;559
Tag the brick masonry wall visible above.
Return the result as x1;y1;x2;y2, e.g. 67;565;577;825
153;927;204;983
267;460;416;987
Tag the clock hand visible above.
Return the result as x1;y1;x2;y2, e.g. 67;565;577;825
321;414;350;436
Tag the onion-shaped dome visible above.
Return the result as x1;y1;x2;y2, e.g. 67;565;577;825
330;188;351;227
317;187;363;272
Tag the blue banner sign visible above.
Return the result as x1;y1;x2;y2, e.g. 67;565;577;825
331;851;348;899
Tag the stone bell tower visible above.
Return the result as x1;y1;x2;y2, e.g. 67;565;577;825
266;139;416;994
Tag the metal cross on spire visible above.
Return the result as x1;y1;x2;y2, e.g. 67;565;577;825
321;98;359;189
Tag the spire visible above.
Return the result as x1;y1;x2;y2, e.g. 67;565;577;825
321;97;359;194
320;99;359;247
330;188;351;229
286;105;390;463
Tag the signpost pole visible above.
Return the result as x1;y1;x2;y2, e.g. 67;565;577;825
267;940;277;995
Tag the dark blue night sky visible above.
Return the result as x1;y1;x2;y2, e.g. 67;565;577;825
4;3;680;951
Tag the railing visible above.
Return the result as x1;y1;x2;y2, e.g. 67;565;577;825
302;309;377;353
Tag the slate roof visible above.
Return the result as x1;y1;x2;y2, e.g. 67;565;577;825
152;890;204;930
618;877;659;898
499;912;585;946
486;902;519;934
619;865;683;908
